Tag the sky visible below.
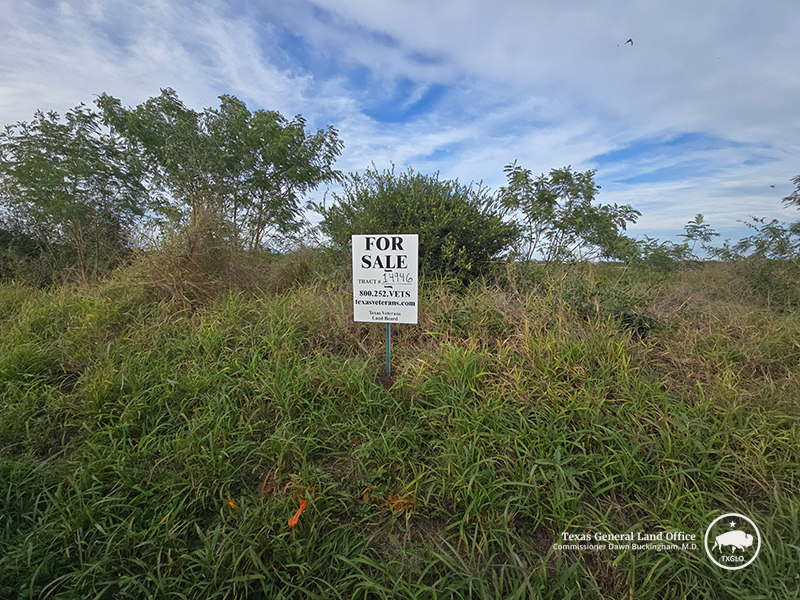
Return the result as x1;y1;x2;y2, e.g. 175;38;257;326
2;0;799;245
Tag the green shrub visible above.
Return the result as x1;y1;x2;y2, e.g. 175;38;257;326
713;216;800;309
499;163;640;264
737;258;800;310
313;166;518;282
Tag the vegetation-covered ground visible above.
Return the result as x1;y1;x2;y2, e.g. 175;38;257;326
1;263;798;599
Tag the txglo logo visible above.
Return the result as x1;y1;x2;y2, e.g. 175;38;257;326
704;513;761;570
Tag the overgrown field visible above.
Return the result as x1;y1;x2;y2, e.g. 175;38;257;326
1;265;799;599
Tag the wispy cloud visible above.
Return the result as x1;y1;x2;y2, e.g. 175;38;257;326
2;0;798;243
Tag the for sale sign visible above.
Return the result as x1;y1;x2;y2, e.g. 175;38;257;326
352;234;418;324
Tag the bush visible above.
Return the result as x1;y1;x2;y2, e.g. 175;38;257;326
713;217;800;309
0;105;146;285
117;212;317;305
499;163;640;264
735;258;800;310
629;236;693;275
313;166;518;283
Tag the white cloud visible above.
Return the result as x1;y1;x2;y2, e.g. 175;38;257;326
1;0;798;245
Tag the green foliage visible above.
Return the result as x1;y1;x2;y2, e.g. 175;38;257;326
616;215;718;276
783;173;800;215
0;105;146;284
677;213;719;256
4;91;800;597
629;236;693;274
736;218;800;309
716;217;800;309
0;273;797;598
97;89;343;251
0;224;43;281
700;180;800;308
314;166;518;281
500;162;640;264
733;216;800;260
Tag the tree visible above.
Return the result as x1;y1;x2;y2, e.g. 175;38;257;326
499;163;640;264
678;214;719;257
314;166;518;281
783;174;800;213
630;236;693;274
732;217;800;261
0;105;146;284
97;89;343;251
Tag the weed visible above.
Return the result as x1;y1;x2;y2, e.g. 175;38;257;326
0;263;798;598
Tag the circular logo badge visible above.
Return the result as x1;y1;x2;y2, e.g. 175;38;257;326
704;513;761;570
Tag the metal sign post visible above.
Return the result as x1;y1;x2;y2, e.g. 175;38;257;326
386;323;391;376
352;234;419;377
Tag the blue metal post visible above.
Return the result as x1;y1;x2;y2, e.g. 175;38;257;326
386;323;391;376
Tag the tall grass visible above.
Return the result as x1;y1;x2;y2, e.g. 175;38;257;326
0;264;798;598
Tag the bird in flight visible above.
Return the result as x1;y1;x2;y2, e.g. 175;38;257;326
625;39;633;46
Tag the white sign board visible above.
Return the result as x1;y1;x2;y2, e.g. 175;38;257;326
352;234;418;324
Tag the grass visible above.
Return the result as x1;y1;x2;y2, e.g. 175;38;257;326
0;264;798;599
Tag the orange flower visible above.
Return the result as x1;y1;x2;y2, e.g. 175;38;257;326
228;496;237;509
288;498;307;527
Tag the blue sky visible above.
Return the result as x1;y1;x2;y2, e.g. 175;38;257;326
2;0;799;246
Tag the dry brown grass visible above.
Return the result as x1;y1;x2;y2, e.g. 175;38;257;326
116;216;318;306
